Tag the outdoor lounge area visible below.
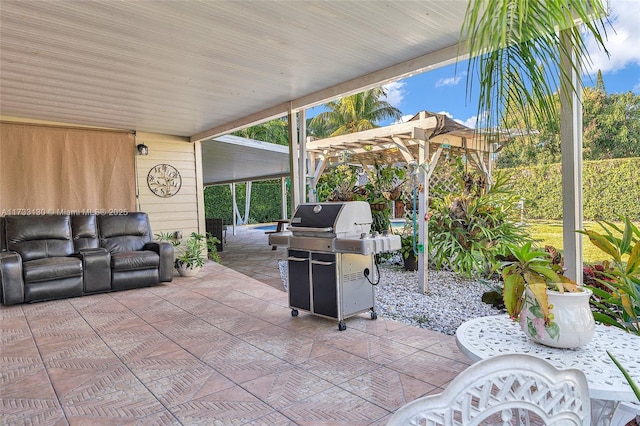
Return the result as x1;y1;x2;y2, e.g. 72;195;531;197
1;244;470;424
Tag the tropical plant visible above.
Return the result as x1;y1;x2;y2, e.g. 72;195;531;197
232;118;289;146
308;87;402;138
428;171;530;277
579;217;640;335
461;0;609;140
155;231;208;270
316;164;362;202
608;351;640;402
175;232;207;270
205;232;222;264
500;242;580;323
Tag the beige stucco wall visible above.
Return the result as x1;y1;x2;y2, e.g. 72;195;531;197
0;117;204;238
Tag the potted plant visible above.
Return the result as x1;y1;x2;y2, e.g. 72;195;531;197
399;232;418;271
155;231;209;277
501;242;594;348
174;232;207;276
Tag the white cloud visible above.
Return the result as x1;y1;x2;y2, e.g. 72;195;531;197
382;80;406;107
396;114;414;123
583;0;640;74
438;111;478;129
435;72;466;88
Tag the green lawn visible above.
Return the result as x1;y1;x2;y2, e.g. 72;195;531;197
523;220;615;263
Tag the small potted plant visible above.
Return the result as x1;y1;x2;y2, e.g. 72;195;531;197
155;231;209;277
501;242;594;348
174;232;207;277
398;232;418;271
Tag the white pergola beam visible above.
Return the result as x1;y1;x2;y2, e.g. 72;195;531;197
391;136;417;164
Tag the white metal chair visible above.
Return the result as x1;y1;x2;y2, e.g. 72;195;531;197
386;354;591;426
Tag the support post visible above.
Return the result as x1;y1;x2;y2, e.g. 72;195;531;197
418;139;428;294
298;109;307;204
559;30;584;284
230;182;238;235
281;177;288;219
244;181;252;224
288;107;300;213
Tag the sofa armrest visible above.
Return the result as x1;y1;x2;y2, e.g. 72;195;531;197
78;248;111;294
0;252;25;305
144;241;174;282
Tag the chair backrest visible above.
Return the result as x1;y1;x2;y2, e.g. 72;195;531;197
5;215;74;261
386;354;590;426
98;212;152;254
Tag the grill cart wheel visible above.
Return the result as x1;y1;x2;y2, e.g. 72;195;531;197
338;321;347;331
291;309;299;317
370;310;378;320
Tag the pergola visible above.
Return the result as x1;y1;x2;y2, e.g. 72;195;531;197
303;111;517;292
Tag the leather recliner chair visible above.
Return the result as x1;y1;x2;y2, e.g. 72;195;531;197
97;212;174;291
1;215;85;304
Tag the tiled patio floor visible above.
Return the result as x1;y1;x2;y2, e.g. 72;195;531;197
1;226;472;425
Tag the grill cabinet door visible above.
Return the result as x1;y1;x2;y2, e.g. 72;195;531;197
311;253;337;318
288;250;310;311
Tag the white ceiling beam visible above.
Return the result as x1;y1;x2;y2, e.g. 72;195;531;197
190;44;465;142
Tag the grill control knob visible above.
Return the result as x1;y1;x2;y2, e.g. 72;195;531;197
313;205;322;213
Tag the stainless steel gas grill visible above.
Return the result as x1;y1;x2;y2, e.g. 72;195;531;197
269;201;401;331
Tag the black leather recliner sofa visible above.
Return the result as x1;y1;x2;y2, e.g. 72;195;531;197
0;212;174;305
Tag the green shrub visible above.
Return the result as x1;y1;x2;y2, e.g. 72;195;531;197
428;171;531;277
204;180;289;224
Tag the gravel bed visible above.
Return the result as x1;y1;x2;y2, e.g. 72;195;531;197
374;256;504;335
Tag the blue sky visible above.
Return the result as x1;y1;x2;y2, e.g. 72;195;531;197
379;0;640;128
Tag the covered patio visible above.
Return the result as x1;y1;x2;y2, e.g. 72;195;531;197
2;241;469;424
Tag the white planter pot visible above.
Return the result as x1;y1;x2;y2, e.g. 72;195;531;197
521;287;595;349
177;264;202;277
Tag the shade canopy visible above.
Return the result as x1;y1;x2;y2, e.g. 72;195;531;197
0;1;469;138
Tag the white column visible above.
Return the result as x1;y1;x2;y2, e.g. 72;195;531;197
298;109;307;204
288;107;300;213
559;30;584;284
418;139;428;294
244;181;252;224
230;182;238;235
281;177;288;219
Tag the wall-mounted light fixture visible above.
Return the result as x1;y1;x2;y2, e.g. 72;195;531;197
137;143;149;156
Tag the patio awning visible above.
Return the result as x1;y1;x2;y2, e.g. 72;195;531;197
201;135;289;186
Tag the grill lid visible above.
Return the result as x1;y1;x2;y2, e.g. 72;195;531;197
289;201;372;238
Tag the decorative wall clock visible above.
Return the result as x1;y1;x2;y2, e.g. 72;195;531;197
147;164;181;197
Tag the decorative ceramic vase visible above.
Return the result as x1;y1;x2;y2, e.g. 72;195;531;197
177;264;201;277
520;287;595;349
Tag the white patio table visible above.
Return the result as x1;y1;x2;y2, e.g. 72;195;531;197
456;315;640;426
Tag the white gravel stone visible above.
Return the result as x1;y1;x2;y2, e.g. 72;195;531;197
374;256;504;335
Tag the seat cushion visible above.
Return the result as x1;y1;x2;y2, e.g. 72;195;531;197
23;257;83;283
111;250;159;272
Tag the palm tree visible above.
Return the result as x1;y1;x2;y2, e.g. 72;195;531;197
309;87;402;138
461;0;609;136
233;118;289;145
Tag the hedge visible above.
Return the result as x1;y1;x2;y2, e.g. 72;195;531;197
204;180;289;224
205;158;639;224
503;157;640;221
